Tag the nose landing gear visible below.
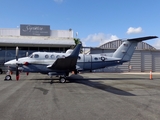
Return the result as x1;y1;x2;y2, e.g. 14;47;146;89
4;75;12;81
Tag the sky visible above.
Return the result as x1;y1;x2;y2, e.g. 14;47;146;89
0;0;160;48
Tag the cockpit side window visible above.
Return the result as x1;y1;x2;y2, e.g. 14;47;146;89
34;54;39;58
56;55;60;58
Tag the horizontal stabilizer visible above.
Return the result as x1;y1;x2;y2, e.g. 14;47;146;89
127;36;158;42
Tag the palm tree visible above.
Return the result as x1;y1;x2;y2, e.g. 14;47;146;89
73;38;83;53
74;38;82;45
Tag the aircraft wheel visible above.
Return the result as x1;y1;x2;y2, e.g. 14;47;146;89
59;77;66;83
4;75;12;81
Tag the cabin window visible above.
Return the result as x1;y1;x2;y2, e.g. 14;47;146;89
51;55;55;59
56;55;60;58
94;57;98;60
62;55;65;58
34;54;39;58
123;43;128;46
45;54;49;59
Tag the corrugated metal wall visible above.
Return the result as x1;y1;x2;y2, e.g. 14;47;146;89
95;39;160;72
91;48;160;72
152;52;160;72
129;51;141;71
141;51;152;72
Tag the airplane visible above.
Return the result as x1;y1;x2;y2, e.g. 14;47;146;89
4;36;158;83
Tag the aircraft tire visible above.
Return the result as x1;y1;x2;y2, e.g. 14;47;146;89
4;75;12;81
59;77;66;83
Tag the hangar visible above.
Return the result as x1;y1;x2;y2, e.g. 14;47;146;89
0;24;75;71
90;39;160;72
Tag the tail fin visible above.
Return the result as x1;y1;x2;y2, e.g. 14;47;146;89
112;36;158;61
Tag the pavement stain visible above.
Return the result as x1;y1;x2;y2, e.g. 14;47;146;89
34;87;49;95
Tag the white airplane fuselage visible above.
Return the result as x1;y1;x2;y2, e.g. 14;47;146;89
5;51;122;74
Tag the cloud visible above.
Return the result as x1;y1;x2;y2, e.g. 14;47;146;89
53;0;63;3
126;27;142;34
82;33;119;47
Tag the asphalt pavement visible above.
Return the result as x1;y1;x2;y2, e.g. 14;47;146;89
0;72;160;120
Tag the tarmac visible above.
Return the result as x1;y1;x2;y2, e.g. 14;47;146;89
0;72;160;120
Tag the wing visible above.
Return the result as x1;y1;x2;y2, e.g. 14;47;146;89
47;44;82;71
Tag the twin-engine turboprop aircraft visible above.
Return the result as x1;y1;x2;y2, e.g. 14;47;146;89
4;36;158;83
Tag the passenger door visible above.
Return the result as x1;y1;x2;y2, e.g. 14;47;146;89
83;55;92;70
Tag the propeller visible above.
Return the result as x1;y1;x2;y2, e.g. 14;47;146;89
25;52;29;76
16;47;19;81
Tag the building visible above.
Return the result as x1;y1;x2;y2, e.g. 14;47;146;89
90;39;160;72
0;24;75;70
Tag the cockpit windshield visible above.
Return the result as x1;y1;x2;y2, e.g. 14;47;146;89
29;54;33;58
34;54;39;58
29;54;39;58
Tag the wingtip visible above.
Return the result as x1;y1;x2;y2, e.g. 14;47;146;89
127;36;158;42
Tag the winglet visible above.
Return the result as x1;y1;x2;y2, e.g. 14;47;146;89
127;36;158;42
69;44;82;57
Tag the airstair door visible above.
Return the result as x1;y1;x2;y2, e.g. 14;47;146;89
83;55;92;70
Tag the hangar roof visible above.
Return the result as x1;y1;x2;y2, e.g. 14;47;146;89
0;36;75;47
99;39;156;50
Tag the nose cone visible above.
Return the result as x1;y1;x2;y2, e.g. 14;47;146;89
4;60;16;66
4;61;10;66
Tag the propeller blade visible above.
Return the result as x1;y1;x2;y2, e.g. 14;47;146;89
16;66;19;81
26;52;28;57
16;47;19;61
16;47;20;80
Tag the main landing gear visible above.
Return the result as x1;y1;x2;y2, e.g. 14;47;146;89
50;75;67;84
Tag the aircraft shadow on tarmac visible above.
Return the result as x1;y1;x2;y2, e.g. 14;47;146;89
31;74;136;96
68;75;135;96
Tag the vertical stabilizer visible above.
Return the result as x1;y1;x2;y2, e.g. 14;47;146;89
112;40;137;61
112;36;158;62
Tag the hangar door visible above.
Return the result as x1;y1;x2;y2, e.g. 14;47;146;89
141;51;152;72
129;51;141;72
152;53;160;72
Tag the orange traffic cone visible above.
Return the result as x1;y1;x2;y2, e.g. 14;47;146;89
150;70;152;80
